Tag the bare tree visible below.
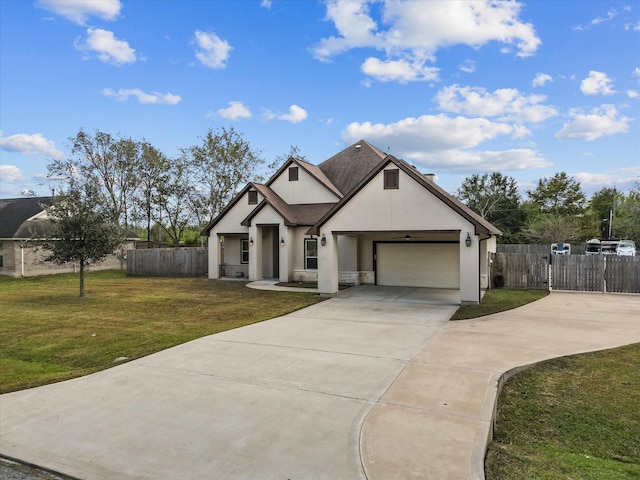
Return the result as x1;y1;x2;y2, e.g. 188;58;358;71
48;129;141;226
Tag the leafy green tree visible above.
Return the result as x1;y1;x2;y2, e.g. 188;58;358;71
456;172;525;243
527;172;586;216
614;180;640;242
133;142;169;248
587;187;623;239
181;127;263;223
40;183;126;297
155;156;195;247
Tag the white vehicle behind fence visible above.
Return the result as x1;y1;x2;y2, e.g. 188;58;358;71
617;240;636;256
585;239;602;255
551;242;571;255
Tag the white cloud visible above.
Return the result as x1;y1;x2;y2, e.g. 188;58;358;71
627;90;639;99
580;71;616;95
313;1;382;60
591;9;617;26
0;165;27;184
0;132;64;158
459;59;475;74
278;105;308;123
341;113;552;172
75;28;136;66
634;67;640;78
435;85;557;124
342;114;516;152
412;149;550;172
313;0;540;83
194;30;232;69
260;0;272;8
36;0;121;25
218;101;252;119
532;73;553;87
555;105;631;141
102;88;181;104
572;167;640;192
361;57;439;83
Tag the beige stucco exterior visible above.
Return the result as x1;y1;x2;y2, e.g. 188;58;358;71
204;147;500;304
269;166;339;204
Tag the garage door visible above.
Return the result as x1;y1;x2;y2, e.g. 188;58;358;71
376;243;460;288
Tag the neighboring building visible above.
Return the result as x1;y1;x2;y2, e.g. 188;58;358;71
0;196;136;277
202;140;501;304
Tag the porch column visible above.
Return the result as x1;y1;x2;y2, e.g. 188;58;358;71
208;235;220;279
249;226;262;280
460;230;480;304
318;232;339;295
279;225;292;283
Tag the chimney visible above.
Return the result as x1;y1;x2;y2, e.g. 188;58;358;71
423;174;435;182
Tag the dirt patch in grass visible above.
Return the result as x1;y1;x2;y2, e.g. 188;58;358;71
0;270;322;393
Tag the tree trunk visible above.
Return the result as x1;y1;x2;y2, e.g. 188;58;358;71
79;260;85;297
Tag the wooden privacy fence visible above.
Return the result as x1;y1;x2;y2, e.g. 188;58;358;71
127;248;207;277
491;253;640;293
552;255;640;293
492;253;549;289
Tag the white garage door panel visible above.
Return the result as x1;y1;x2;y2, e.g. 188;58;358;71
376;243;459;288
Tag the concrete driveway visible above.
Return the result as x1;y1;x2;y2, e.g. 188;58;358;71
0;286;456;480
2;288;639;480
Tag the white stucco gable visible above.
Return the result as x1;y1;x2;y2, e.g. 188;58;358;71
268;159;341;205
319;166;476;234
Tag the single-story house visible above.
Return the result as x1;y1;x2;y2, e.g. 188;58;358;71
202;140;501;304
0;196;136;277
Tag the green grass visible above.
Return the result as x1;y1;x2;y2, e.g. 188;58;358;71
0;270;322;393
451;288;549;320
485;343;640;479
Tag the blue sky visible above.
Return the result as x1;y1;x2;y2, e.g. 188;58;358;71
1;0;639;200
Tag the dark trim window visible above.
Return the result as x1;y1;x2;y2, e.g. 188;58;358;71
248;190;258;205
289;167;299;181
241;239;249;264
305;238;318;270
384;169;399;189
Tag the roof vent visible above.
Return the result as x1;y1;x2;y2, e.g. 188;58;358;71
355;144;361;149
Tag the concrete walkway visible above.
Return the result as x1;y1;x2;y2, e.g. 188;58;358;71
1;289;639;479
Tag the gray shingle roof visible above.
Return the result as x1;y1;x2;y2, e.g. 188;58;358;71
243;185;333;226
317;140;388;195
0;197;53;239
203;140;502;239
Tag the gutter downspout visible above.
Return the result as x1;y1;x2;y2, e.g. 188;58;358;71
478;235;488;304
21;245;25;277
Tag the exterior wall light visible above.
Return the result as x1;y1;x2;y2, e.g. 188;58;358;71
280;237;285;247
321;234;327;246
465;232;472;247
249;237;254;247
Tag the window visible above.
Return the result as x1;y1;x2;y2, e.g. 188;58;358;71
384;169;399;189
305;239;318;270
248;190;258;205
289;167;299;181
241;239;249;264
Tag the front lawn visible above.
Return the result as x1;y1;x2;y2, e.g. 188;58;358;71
486;343;640;479
452;288;549;320
0;270;322;393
